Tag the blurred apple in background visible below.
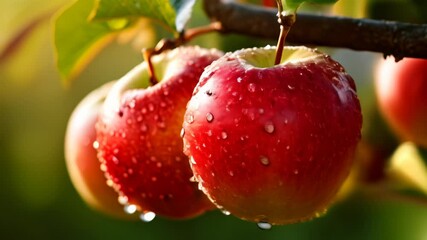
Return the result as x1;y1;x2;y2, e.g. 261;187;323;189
375;57;427;148
65;81;135;219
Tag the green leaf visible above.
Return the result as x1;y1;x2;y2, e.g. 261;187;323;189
91;0;196;33
283;0;338;12
54;0;132;82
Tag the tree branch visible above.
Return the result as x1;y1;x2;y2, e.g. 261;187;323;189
203;0;427;60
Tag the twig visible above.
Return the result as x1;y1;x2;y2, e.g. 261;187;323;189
203;0;427;60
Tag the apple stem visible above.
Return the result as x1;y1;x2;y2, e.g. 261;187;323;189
274;1;296;65
142;22;223;85
143;49;158;85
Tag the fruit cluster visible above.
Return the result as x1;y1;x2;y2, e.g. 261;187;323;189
65;45;362;226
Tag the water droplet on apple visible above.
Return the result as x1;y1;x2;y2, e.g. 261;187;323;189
260;156;270;166
123;204;137;214
259;108;265;114
148;103;155;112
189;176;197;182
151;176;157;182
294;169;299;175
221;209;231;215
287;85;295;90
257;221;272;230
315;208;328;218
180;128;185;138
112;156;119;164
118;195;128;205
141;107;147;114
221;132;228;139
100;163;107;171
286;145;290;150
185;113;194;124
206;112;214;122
128;99;136;108
136;115;143;122
237;77;243;83
157;121;166;129
106;179;114;187
207;130;213;136
264;122;275;134
248;83;256;92
140;124;148;132
156;162;162;168
228;170;234;176
140;211;156;222
92;141;99;149
190;156;197;165
206;89;213;96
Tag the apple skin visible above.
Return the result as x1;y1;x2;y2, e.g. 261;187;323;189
182;46;362;225
65;82;136;219
375;57;427;148
96;46;223;219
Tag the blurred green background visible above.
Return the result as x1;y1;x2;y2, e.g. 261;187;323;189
1;0;427;239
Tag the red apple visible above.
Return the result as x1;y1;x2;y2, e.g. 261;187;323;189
375;57;427;148
96;46;223;220
65;82;135;219
262;0;276;7
182;46;362;225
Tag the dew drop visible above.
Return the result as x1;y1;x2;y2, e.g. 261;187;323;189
92;141;99;149
140;124;148;132
287;84;295;90
105;179;114;187
106;179;114;187
140;211;156;222
206;112;214;122
264;122;275;134
260;156;270;166
128;100;136;108
118;195;128;205
185;114;194;124
247;83;256;92
151;176;157;182
221;132;228;139
148;103;155;112
257;221;272;230
190;156;197;165
237;77;243;83
294;169;299;175
228;170;234;177
180;128;185;138
156;162;162;168
112;156;119;164
100;163;107;172
124;204;137;214
189;176;197;182
315;208;328;218
222;209;231;215
157;122;166;129
258;108;265;114
207;130;213;136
